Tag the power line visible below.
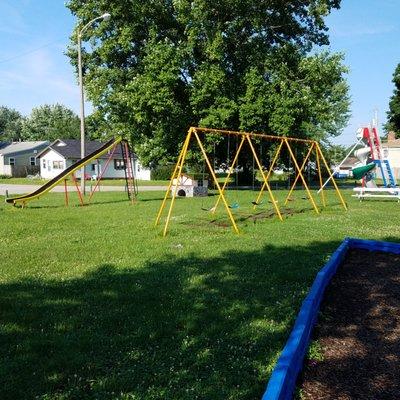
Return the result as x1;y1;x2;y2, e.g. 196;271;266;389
0;39;66;65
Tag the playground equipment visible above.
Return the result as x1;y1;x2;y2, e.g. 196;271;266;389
319;119;400;201
155;127;347;236
352;126;400;200
5;137;138;207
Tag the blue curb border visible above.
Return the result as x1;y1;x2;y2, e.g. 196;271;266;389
261;237;400;400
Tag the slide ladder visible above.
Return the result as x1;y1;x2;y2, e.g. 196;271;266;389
121;141;137;202
371;159;396;188
383;159;397;187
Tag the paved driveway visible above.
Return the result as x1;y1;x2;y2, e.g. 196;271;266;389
0;184;167;196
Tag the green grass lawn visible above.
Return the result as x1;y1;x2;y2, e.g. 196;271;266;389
1;188;399;399
0;177;169;186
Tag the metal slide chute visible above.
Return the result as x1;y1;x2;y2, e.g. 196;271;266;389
6;137;123;206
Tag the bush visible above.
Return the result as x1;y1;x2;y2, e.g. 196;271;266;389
236;169;256;186
151;164;175;180
0;174;11;179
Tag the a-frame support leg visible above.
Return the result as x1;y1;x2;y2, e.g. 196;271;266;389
253;139;284;209
155;129;192;227
284;139;319;214
284;143;314;205
212;135;246;213
316;143;347;211
193;131;239;234
246;135;283;221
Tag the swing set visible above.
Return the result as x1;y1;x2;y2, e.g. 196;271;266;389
155;127;347;236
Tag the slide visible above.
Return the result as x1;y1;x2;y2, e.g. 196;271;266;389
6;137;122;205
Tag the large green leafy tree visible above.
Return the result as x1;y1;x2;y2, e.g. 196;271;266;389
0;106;24;142
22;104;80;141
386;63;400;136
66;0;349;167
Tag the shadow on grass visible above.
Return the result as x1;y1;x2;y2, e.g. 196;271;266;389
0;241;342;400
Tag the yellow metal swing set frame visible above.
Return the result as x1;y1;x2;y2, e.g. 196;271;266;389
155;127;347;236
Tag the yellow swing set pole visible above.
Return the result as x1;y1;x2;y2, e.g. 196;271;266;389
155;128;192;227
284;139;319;214
253;139;284;209
161;130;192;236
212;135;246;214
194;131;239;234
284;143;314;205
315;144;326;207
316;143;348;211
246;135;283;221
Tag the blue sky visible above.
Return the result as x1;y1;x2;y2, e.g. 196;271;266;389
0;0;399;146
325;0;400;145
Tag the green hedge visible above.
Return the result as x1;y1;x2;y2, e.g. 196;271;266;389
151;165;176;180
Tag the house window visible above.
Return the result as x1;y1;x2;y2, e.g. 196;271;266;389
52;161;64;169
30;157;36;166
42;159;46;169
114;159;125;170
91;164;96;171
9;157;15;166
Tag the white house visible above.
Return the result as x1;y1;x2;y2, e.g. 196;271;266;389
382;132;400;180
332;156;359;178
37;139;151;180
0;141;49;177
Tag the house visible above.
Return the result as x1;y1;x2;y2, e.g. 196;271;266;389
0;141;49;177
332;156;359;178
37;139;151;180
381;131;400;180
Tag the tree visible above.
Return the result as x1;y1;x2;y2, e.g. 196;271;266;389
322;143;347;166
386;63;400;136
66;0;349;167
0;106;24;141
22;104;80;141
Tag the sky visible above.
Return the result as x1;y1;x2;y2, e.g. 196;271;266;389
0;0;399;146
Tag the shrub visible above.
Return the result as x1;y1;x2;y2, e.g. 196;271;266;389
151;164;175;180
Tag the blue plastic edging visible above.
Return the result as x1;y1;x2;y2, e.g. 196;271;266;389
261;237;400;400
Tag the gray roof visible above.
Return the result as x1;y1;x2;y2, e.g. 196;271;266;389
0;141;49;156
38;139;134;160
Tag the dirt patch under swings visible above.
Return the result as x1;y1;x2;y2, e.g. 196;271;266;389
297;248;400;400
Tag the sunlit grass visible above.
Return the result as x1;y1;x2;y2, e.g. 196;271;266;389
0;177;169;186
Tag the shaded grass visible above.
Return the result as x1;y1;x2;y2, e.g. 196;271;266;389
1;189;400;399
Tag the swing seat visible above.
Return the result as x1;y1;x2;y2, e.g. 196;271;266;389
229;202;239;209
251;200;264;206
201;206;216;212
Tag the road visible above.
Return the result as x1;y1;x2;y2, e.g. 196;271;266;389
0;184;167;196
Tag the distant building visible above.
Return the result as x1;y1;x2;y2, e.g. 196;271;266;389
37;139;151;180
332;156;359;178
381;131;400;180
0;141;49;177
